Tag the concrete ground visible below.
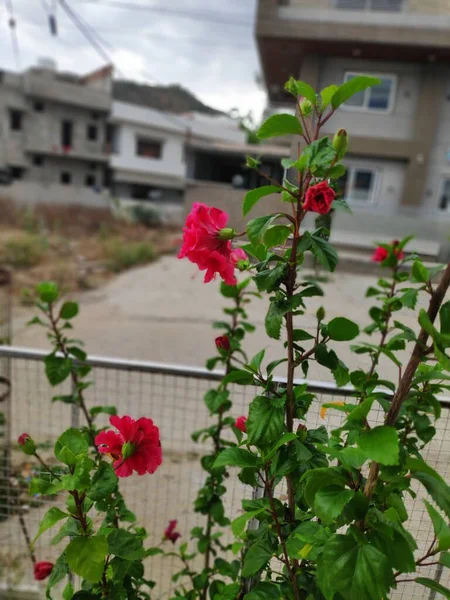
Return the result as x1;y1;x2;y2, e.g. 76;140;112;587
12;254;431;382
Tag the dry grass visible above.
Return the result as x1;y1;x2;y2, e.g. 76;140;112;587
0;198;180;303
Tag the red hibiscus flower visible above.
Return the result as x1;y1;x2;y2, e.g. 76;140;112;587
231;247;247;264
34;561;54;581
164;519;181;543
95;415;162;478
235;416;247;433
303;181;336;215
178;203;238;285
372;246;388;263
215;335;230;352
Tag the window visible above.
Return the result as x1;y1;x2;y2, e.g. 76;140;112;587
439;179;450;212
342;72;396;112
339;167;377;203
335;0;403;10
85;174;96;187
9;109;23;131
87;124;98;141
91;111;100;120
32;155;44;167
10;166;24;180
33;100;45;112
61;120;73;147
60;171;72;185
136;138;162;159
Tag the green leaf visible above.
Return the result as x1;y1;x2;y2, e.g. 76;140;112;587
265;302;283;340
257;114;303;139
62;582;74;600
440;301;450;335
60;301;79;320
440;552;450;567
46;553;69;598
346;398;374;423
416;578;450;599
244;582;281;600
310;235;338;272
221;369;254;386
247;396;285;447
243;185;281;216
89;405;117;418
264;225;292;248
232;509;264;538
247;214;282;247
36;281;59;303
254;263;287;293
45;355;72;386
317;534;392;600
108;529;145;560
285;77;316;104
401;288;419;309
32;507;68;544
54;428;89;466
314;487;354;525
214;447;259;468
302;468;347;507
293;329;315;341
66;535;108;582
425;501;450;551
88;462;118;501
411;260;430;284
328;317;360;342
358;426;399;466
331;76;381;109
320;84;339;110
204;389;232;414
249;349;265;372
301;137;336;172
408;458;450;518
241;540;273;577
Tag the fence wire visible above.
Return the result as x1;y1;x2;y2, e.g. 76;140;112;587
0;347;448;599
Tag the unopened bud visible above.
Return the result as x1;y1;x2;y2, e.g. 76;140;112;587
18;433;36;456
300;97;312;116
297;423;308;441
215;335;230;352
332;129;348;159
217;228;236;241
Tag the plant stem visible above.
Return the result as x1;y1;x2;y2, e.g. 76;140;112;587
18;509;36;565
364;262;450;498
71;490;88;534
34;451;61;480
264;470;301;600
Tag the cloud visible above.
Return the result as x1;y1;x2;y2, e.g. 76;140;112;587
1;0;266;118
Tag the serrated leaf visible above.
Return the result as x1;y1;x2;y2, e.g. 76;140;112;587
265;302;283;340
425;501;450;551
45;355;72;386
264;225;292;248
243;185;281;216
247;396;285;447
247;214;282;247
108;529;145;560
232;509;264;538
241;540;273;577
358;426;399;466
66;535;108;582
214;447;259;468
411;260;429;283
88;462;117;501
257;114;303;139
32;507;68;544
54;428;89;466
416;578;450;599
331;76;381;109
328;317;359;341
314;487;354;525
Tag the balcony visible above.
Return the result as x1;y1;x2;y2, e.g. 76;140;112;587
256;0;450;102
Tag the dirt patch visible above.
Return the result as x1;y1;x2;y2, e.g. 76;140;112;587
0;198;181;303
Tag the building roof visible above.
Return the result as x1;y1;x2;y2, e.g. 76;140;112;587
187;138;290;158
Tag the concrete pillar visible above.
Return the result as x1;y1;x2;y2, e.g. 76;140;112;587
401;65;446;207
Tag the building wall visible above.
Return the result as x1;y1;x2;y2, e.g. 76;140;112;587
2;180;109;208
318;58;420;141
422;75;450;216
286;0;450;14
110;122;186;181
23;156;105;188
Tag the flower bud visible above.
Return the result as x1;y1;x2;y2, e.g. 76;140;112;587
215;335;230;352
34;562;54;581
297;423;307;442
217;228;236;241
18;433;36;456
235;416;247;433
300;97;312;116
332;129;348;159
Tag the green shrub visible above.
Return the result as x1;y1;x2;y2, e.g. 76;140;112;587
105;239;155;272
132;204;162;228
2;235;45;268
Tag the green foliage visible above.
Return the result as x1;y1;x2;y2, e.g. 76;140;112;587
330;75;381;109
243;185;281;216
105;239;155;272
257;114;303;139
66;535;108;582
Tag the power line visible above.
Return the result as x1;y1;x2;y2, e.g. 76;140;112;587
75;0;253;27
4;0;21;70
56;0;189;132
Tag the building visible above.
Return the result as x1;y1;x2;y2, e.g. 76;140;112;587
109;101;277;224
0;60;113;207
256;0;450;258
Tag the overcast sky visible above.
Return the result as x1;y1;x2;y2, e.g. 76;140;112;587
0;0;267;119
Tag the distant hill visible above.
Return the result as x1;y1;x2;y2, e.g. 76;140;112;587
112;81;223;115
